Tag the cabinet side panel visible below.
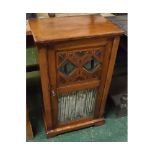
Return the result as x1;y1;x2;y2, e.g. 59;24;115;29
37;46;53;130
94;39;113;118
99;36;120;117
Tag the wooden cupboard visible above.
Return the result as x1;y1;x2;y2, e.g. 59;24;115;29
29;15;124;137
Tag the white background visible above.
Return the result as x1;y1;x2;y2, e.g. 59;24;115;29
0;0;155;155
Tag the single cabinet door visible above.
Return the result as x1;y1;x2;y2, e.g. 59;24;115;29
47;37;114;128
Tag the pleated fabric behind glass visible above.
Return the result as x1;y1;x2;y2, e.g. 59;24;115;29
58;88;97;123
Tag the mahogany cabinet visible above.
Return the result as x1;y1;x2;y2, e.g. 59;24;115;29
29;15;124;137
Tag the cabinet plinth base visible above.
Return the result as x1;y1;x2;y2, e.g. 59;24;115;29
46;118;105;138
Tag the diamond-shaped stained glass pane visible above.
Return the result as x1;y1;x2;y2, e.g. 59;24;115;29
83;57;100;71
59;60;76;75
95;50;102;57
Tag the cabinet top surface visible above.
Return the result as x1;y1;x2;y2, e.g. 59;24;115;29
29;15;124;43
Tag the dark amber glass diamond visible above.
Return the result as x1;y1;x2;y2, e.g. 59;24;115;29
95;50;102;57
59;60;76;75
83;57;100;71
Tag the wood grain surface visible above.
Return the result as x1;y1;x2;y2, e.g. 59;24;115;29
29;15;124;43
